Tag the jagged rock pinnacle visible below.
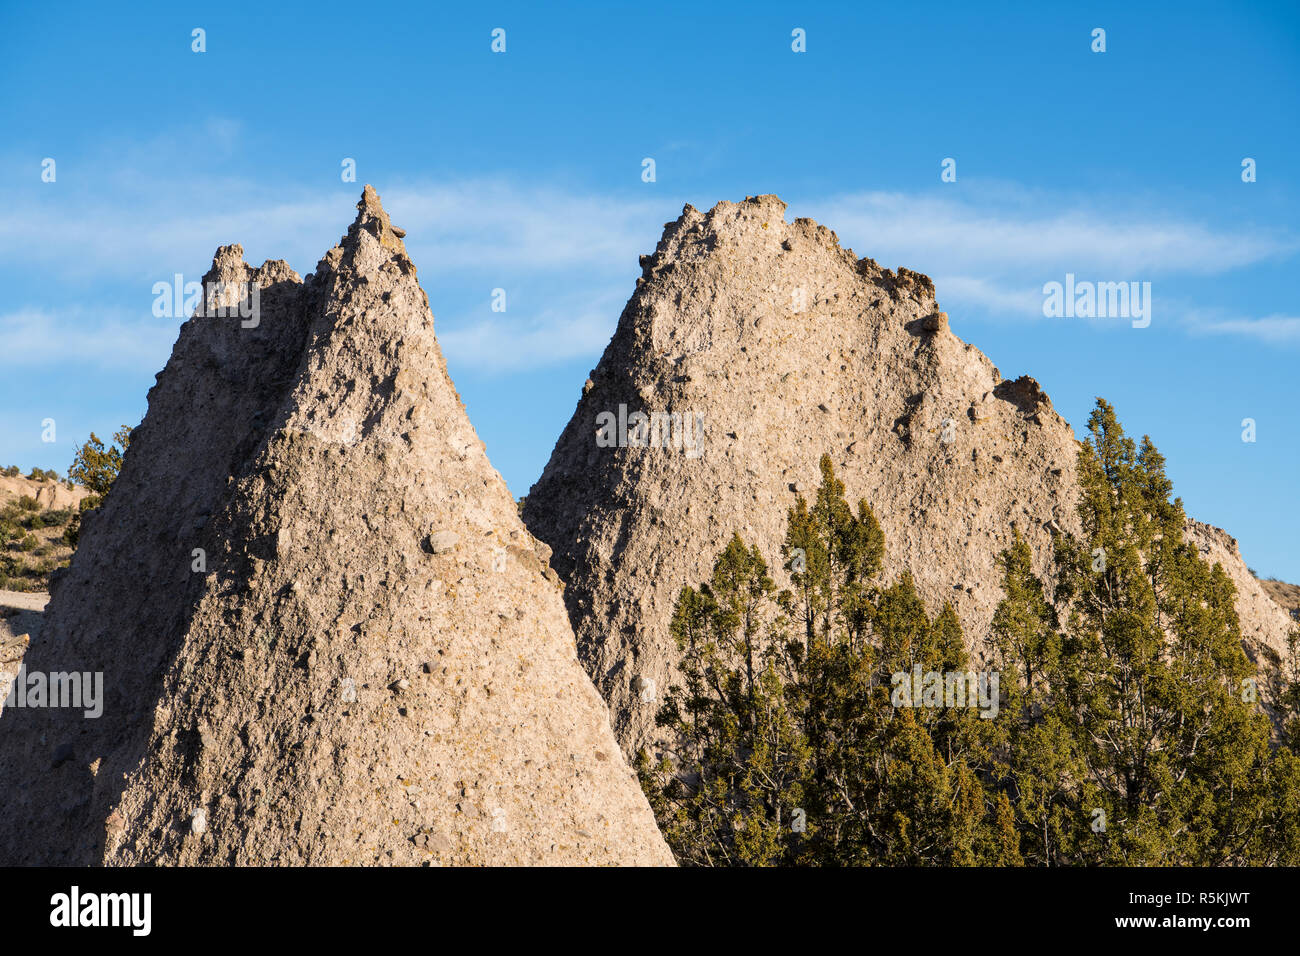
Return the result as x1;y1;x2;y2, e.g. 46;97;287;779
0;189;672;866
522;195;1296;761
355;184;406;242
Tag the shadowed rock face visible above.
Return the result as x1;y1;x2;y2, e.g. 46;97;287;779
522;194;1295;760
0;186;672;867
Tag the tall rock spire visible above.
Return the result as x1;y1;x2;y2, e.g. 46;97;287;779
522;194;1295;759
0;187;672;866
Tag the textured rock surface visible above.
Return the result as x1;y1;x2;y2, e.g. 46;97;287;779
0;187;671;866
1186;522;1299;666
0;474;90;511
0;595;44;721
1258;575;1300;621
523;195;1296;758
0;616;34;720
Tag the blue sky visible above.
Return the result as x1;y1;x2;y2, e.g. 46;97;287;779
1;1;1297;579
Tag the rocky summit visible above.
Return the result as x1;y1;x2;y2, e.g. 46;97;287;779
522;195;1296;759
0;187;672;866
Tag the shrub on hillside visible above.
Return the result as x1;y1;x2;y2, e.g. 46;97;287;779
36;508;73;528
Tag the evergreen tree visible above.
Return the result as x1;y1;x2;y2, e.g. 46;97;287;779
68;425;132;501
64;425;133;547
991;399;1295;865
643;418;1300;866
1280;631;1300;753
639;534;812;866
642;456;997;866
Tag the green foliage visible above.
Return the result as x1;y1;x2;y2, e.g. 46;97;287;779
35;508;72;528
68;426;132;498
644;405;1300;867
988;399;1300;865
1281;632;1300;753
61;425;131;552
1;465;59;481
639;534;811;866
642;455;999;866
0;492;77;591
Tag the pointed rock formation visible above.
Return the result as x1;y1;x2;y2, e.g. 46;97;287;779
0;186;672;866
523;195;1296;758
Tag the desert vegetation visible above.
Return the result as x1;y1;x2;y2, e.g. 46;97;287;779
0;492;74;592
60;425;131;549
639;400;1300;865
0;427;130;590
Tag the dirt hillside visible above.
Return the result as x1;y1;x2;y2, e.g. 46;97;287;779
0;474;88;592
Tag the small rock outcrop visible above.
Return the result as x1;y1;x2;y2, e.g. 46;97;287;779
0;187;672;866
0;473;90;512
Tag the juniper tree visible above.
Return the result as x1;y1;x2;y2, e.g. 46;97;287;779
987;535;1092;865
1280;631;1300;753
1255;632;1300;865
781;454;884;651
778;455;889;860
845;576;992;866
645;408;1297;866
68;425;132;503
643;456;998;866
991;399;1295;865
639;534;812;866
64;425;133;547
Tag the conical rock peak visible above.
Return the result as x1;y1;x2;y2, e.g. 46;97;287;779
0;188;672;866
524;195;1295;758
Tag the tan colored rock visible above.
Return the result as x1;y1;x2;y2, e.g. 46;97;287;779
1259;576;1300;620
0;474;91;512
1186;521;1298;667
0;625;31;720
523;194;1296;759
0;186;671;866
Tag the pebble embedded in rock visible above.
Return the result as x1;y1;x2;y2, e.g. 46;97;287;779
427;530;459;554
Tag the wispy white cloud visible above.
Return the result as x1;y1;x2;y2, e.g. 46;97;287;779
1201;315;1300;342
438;297;622;373
5;139;1298;373
1182;309;1300;343
389;183;670;274
1;171;674;283
804;189;1297;277
793;187;1299;344
929;275;1045;318
2;139;677;372
0;307;178;369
